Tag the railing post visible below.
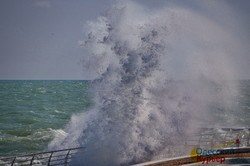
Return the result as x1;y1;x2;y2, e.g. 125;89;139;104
11;157;16;166
247;130;250;146
64;150;71;166
198;134;202;146
223;131;228;147
48;152;53;166
210;134;214;148
30;154;35;165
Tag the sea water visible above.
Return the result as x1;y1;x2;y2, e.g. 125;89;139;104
0;80;250;159
0;80;91;156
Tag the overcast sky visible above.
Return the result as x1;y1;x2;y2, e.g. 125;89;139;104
0;0;249;80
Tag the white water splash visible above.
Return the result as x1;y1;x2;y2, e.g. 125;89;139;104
49;1;241;165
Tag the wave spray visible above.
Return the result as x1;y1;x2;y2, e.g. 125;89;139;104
49;1;240;165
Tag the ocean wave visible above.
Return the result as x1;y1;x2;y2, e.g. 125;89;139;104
49;1;241;165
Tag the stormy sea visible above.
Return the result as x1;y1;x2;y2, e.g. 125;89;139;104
1;1;250;166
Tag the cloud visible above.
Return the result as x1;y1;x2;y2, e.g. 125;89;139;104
34;1;51;8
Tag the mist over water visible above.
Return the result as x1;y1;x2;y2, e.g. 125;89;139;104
49;1;241;165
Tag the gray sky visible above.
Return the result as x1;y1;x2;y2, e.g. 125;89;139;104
0;0;249;80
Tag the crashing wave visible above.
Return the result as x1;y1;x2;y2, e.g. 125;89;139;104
49;1;240;165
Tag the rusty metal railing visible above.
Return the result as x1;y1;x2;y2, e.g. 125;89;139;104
0;147;84;166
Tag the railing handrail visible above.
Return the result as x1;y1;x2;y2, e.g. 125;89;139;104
131;147;250;166
0;147;84;166
0;147;84;160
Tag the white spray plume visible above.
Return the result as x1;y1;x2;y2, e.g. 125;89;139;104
49;1;242;165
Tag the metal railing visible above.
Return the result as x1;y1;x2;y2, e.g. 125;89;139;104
185;127;250;148
131;147;250;166
0;147;84;166
132;128;250;166
1;128;250;166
